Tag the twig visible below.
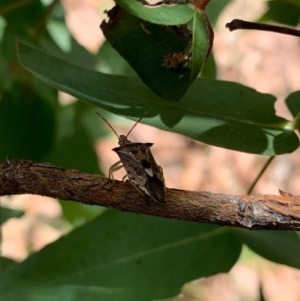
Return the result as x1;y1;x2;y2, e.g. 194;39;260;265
1;158;300;230
226;19;300;38
247;156;275;194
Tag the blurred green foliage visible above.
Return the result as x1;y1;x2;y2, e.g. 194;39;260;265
0;1;299;300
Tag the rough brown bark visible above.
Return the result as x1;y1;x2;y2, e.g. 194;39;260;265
1;158;300;230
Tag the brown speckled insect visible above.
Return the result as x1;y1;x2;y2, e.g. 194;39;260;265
97;113;165;204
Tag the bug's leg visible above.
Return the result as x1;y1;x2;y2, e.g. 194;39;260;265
109;160;124;179
127;180;152;206
121;175;150;204
102;160;123;190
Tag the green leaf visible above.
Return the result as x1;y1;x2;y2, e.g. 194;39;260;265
0;211;241;301
101;5;193;100
1;0;45;33
2;285;133;301
286;91;300;118
97;41;135;76
200;51;216;78
0;82;56;161
0;207;23;225
0;257;17;273
286;91;300;132
259;0;300;26
189;9;213;82
101;5;213;100
238;230;300;269
206;0;232;26
116;0;194;25
60;201;105;227
46;102;100;173
17;39;299;155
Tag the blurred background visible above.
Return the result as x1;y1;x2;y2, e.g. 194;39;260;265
1;0;300;300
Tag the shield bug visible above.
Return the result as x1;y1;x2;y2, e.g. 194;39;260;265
97;112;165;204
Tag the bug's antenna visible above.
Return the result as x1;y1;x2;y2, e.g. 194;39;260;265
126;111;148;138
96;112;120;139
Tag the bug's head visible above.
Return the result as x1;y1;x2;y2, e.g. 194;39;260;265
118;134;131;145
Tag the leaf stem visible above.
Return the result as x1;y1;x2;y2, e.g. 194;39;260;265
247;156;275;194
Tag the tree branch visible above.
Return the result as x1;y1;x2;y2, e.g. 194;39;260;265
226;19;300;38
1;158;300;230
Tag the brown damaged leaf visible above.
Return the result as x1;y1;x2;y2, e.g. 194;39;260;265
100;4;213;100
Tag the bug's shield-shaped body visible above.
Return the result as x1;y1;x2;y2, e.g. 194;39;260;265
112;135;165;203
